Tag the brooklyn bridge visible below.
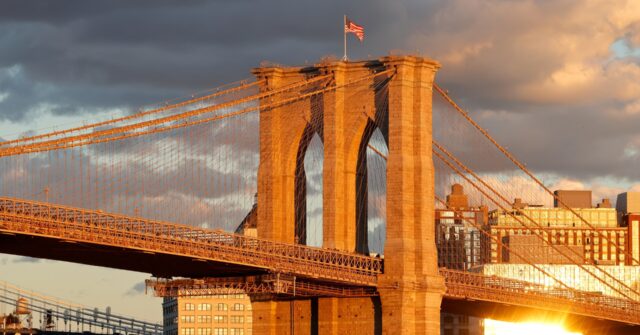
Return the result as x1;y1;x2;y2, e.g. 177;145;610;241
0;56;638;334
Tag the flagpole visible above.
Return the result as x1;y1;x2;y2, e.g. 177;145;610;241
343;14;347;61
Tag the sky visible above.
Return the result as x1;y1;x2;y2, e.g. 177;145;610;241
1;0;640;324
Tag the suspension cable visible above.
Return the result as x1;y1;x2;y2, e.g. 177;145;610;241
433;146;636;300
433;83;640;266
1;70;394;157
433;196;578;292
0;75;331;156
0;78;260;147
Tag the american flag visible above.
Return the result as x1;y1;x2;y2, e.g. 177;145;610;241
345;17;364;41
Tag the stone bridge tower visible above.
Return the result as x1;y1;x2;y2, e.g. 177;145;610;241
251;56;444;335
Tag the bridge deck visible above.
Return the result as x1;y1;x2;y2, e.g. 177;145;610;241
0;197;381;285
146;270;640;326
440;269;640;326
1;197;638;326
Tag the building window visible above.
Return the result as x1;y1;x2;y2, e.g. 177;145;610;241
197;328;212;335
198;303;212;311
184;303;195;311
214;328;228;335
214;315;227;323
217;303;228;311
230;316;244;324
230;329;243;335
180;316;195;323
198;315;212;324
181;328;195;335
232;304;244;311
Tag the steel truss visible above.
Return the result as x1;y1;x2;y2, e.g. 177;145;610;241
146;275;378;299
0;197;382;286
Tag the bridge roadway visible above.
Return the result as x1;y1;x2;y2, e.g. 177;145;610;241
0;197;381;284
0;197;639;331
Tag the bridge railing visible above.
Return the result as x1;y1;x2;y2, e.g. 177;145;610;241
440;268;640;325
0;197;382;285
146;275;378;299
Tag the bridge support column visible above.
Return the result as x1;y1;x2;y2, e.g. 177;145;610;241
254;60;382;252
318;297;380;335
317;298;339;334
251;300;313;335
253;68;315;244
253;56;443;334
251;301;278;335
320;62;379;252
378;56;444;334
415;282;447;333
251;297;380;335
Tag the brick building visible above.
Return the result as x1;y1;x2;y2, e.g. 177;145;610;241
162;293;252;335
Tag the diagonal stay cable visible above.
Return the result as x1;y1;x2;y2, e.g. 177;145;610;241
432;140;640;298
367;142;590;296
432;145;636;301
433;83;640;267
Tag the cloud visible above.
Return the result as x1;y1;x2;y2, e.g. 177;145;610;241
0;1;407;123
1;1;639;238
12;256;42;263
125;282;146;296
423;0;640;185
0;0;638;187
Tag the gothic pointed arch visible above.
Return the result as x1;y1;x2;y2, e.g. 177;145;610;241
294;121;324;246
355;119;388;255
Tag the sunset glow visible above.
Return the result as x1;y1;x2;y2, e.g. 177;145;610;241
484;319;582;335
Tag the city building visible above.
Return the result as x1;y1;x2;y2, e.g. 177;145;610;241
162;293;252;335
616;191;640;215
437;184;487;335
554;190;592;209
618;192;640;265
164;216;256;335
486;193;634;265
436;184;488;270
437;186;640;334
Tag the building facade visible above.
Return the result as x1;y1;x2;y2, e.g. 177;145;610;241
162;294;252;335
436;208;487;270
437;187;640;334
437;184;486;335
486;204;635;265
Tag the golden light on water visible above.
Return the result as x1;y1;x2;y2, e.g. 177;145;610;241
484;319;582;335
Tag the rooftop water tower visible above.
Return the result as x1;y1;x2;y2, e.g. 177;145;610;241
15;298;29;315
13;297;33;331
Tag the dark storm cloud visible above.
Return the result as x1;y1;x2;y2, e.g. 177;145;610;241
479;106;640;180
1;0;639;186
0;0;420;122
433;94;640;181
